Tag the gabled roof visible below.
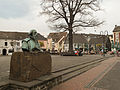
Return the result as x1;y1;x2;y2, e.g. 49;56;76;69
113;25;120;32
47;32;67;43
0;31;47;40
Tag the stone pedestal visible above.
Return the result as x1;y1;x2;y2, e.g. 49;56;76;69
9;52;52;82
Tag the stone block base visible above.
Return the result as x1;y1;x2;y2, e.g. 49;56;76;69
10;52;52;82
0;74;62;90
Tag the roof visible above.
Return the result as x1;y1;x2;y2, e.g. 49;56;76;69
81;33;102;38
64;34;88;44
89;36;109;44
113;25;120;32
64;33;110;44
0;31;47;40
47;32;67;43
73;34;88;43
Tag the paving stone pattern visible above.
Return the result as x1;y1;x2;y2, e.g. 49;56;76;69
94;62;120;90
51;57;117;90
0;55;114;90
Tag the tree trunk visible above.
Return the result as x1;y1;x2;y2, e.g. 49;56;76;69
68;28;73;52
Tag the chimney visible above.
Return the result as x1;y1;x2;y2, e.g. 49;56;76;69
115;25;117;28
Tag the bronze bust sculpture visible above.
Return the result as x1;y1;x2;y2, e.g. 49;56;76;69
22;29;43;52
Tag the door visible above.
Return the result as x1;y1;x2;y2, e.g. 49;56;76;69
2;49;7;55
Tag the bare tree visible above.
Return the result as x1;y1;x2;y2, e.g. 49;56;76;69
41;0;104;52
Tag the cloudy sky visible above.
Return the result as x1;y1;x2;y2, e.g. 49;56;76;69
0;0;120;36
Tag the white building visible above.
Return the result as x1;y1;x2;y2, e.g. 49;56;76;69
0;31;47;55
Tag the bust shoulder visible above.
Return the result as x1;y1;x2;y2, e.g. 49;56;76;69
22;38;31;42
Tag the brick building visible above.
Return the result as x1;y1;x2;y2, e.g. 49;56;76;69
113;25;120;49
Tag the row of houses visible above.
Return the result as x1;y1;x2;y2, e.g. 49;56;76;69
0;25;120;55
48;25;120;53
48;33;113;53
65;34;112;53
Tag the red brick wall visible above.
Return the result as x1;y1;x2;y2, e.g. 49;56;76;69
119;33;120;44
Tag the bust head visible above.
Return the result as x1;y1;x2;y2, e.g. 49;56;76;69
29;29;38;40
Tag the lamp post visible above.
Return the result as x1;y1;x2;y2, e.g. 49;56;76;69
100;30;108;57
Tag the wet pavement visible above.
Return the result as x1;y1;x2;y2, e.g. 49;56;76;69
52;55;110;72
94;61;120;90
51;56;118;90
0;54;115;89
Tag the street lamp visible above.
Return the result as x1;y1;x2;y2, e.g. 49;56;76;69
100;30;108;57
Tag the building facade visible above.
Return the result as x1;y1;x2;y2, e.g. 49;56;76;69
0;31;47;55
113;25;120;49
64;34;88;52
47;32;67;53
64;33;111;53
0;39;21;55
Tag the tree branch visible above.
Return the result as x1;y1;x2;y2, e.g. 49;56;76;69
59;0;69;24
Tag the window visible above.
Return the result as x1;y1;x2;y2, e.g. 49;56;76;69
10;42;14;46
5;42;7;46
116;33;119;42
9;49;14;53
74;44;76;46
111;40;113;43
65;44;67;47
17;42;20;46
